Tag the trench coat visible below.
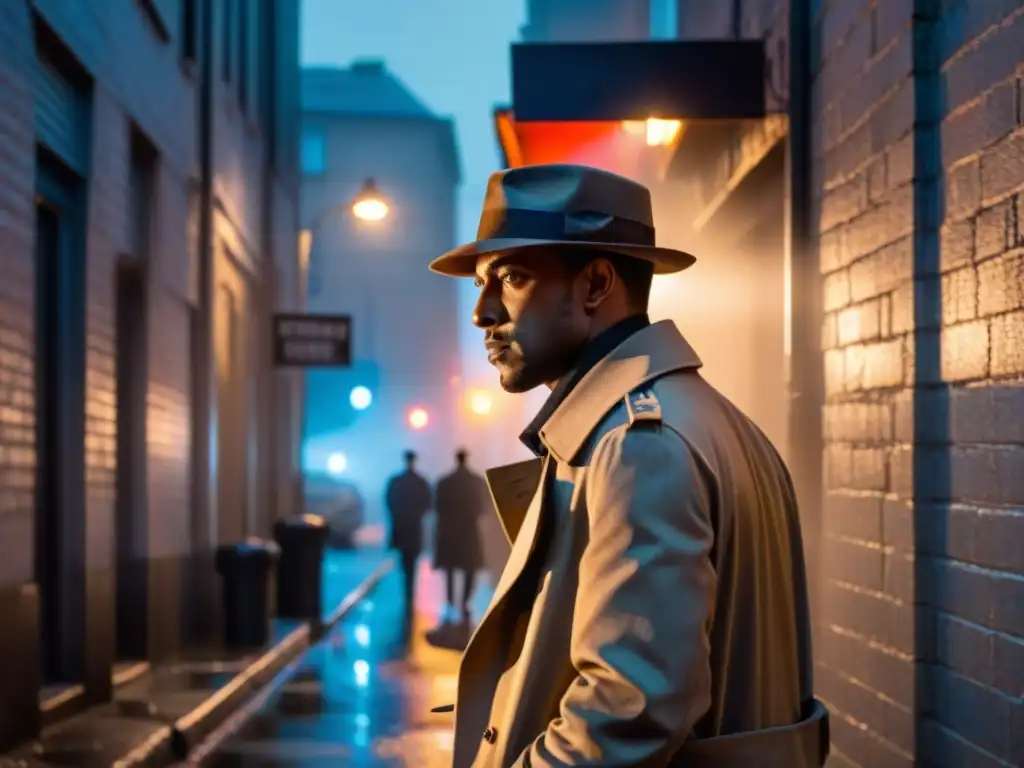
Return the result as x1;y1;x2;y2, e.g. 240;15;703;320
434;466;488;572
385;470;431;555
445;320;829;767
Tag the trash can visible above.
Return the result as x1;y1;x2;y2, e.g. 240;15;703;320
215;539;279;649
273;514;330;621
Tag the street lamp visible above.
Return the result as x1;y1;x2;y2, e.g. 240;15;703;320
352;178;389;222
621;118;683;147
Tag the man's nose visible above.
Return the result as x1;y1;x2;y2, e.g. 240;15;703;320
472;289;502;329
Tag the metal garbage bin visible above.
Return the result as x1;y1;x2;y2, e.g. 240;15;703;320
215;539;279;649
273;514;330;621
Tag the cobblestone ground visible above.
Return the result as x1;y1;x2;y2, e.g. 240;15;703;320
204;555;494;767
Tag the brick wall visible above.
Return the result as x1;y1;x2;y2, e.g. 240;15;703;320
815;0;919;764
816;0;1024;765
0;0;196;583
0;0;197;735
672;0;1024;761
0;1;40;593
34;0;197;594
925;1;1024;765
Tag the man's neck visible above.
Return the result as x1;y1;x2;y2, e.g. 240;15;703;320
521;313;650;455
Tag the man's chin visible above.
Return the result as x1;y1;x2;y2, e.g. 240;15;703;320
496;367;540;394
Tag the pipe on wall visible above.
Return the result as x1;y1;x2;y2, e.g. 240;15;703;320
784;0;824;659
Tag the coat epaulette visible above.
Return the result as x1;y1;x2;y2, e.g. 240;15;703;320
625;387;662;427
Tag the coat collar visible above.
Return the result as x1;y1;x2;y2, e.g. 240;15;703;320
536;320;702;464
519;314;651;456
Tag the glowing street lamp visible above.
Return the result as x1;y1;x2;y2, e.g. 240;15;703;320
644;118;682;146
621;117;683;147
352;178;389;222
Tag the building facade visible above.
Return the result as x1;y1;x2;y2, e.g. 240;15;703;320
299;61;461;529
674;2;1024;766
0;0;302;752
499;0;1024;765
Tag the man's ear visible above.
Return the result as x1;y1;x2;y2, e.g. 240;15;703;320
580;258;616;311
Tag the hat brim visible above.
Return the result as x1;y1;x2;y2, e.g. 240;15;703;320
428;238;697;277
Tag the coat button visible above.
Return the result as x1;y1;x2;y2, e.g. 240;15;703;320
483;726;498;744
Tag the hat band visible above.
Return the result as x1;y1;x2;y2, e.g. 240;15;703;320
484;208;655;247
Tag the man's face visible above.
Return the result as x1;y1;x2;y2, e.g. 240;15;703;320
471;249;590;393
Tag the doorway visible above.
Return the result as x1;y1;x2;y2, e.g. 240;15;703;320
34;150;87;693
114;261;148;661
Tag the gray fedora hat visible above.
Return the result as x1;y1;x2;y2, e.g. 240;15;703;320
429;163;696;277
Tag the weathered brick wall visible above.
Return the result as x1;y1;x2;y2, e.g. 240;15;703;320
0;2;40;592
36;0;197;577
0;0;196;587
817;0;1024;765
815;0;919;764
0;0;196;700
926;1;1024;765
674;0;1024;763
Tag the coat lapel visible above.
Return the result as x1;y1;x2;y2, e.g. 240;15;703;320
477;456;550;627
484;458;544;545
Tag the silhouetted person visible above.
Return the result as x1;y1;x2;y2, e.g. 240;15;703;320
432;448;487;626
385;450;431;629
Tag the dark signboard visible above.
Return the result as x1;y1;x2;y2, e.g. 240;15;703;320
273;313;351;367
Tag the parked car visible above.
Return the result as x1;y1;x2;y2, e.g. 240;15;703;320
303;472;366;549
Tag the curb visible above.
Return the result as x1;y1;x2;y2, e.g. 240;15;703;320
117;556;394;767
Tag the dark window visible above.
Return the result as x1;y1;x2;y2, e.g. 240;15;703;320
128;128;157;259
181;0;197;61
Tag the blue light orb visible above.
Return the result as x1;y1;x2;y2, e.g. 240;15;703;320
349;385;372;411
326;452;347;476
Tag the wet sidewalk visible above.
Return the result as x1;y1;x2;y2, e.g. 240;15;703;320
0;549;389;768
196;557;494;767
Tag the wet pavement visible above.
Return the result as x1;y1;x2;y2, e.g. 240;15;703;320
199;557;494;767
0;549;388;768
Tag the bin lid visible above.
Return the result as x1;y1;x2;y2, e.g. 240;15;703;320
276;514;328;529
217;538;281;556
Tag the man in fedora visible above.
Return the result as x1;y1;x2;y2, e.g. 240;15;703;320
429;164;828;767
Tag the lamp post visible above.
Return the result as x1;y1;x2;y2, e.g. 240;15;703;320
302;177;391;330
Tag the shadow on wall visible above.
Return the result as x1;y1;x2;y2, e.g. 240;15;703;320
911;14;949;759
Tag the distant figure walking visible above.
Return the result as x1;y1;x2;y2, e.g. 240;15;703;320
384;450;432;629
432;448;488;627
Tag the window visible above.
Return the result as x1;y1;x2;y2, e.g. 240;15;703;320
128;128;157;260
181;0;196;61
301;129;326;175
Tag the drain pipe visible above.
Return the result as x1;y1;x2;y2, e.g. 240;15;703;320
785;0;823;666
188;0;217;639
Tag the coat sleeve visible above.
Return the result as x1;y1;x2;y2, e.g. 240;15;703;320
514;423;717;767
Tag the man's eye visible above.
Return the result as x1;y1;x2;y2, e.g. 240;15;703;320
500;272;524;285
472;277;484;289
